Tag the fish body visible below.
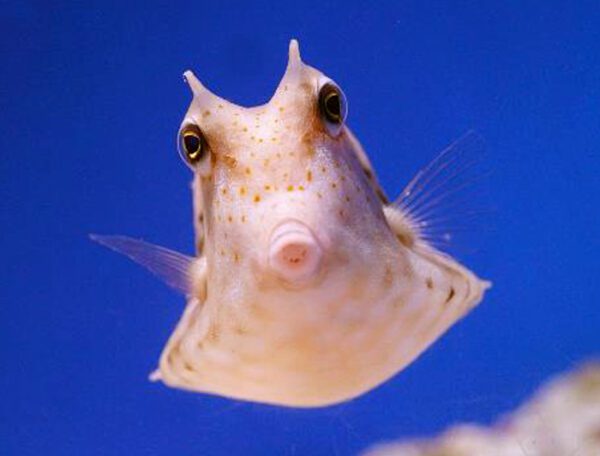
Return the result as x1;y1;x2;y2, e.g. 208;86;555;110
94;40;489;407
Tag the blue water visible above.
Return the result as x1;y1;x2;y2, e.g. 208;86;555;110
2;1;599;454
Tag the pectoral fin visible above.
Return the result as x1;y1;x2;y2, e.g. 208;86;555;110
90;234;197;296
387;131;492;253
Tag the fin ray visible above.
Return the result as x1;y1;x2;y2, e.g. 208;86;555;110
393;131;493;255
90;234;194;295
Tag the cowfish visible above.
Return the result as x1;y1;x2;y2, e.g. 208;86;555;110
92;40;490;407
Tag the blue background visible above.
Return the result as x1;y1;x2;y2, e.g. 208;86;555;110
2;1;599;454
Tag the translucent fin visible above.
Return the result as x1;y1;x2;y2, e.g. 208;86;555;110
393;131;493;255
90;234;194;295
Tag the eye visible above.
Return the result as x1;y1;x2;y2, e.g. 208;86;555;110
180;124;207;165
318;83;347;135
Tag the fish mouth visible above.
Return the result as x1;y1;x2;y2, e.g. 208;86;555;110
268;219;324;285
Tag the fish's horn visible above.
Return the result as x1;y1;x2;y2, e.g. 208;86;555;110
287;39;302;68
183;70;206;96
183;69;229;108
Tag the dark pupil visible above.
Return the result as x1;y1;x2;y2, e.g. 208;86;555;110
184;134;201;155
325;92;341;119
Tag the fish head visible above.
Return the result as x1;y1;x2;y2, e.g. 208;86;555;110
178;40;397;299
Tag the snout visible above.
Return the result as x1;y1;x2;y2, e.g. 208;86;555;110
268;220;323;284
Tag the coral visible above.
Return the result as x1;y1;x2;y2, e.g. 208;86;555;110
363;361;600;456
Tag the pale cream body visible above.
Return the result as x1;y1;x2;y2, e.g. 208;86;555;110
152;41;488;407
